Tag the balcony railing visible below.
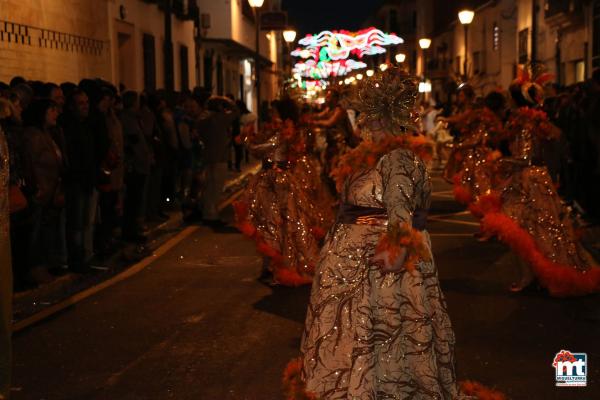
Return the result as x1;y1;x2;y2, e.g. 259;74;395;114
544;0;583;27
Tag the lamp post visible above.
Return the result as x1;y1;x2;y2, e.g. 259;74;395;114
419;38;431;78
283;29;297;78
249;0;264;114
458;9;474;81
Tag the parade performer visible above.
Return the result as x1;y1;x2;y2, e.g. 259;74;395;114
442;84;477;183
451;93;505;206
284;68;503;400
476;70;600;296
310;90;358;195
234;99;327;287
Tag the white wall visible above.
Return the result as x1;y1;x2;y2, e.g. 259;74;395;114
0;0;111;83
108;0;196;92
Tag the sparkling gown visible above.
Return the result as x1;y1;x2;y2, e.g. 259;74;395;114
480;113;600;296
300;148;460;399
451;128;495;204
235;122;325;286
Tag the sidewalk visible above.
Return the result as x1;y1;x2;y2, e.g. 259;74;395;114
12;162;261;330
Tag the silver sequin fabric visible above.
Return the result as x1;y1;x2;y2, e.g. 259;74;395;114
300;148;460;399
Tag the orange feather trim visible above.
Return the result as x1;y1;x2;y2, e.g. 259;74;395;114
375;223;432;272
310;226;326;240
480;212;600;297
452;172;473;205
233;200;314;287
459;380;507;400
468;192;502;219
282;358;318;400
331;135;433;193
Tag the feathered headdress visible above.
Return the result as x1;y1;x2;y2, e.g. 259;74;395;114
349;66;419;135
512;63;554;106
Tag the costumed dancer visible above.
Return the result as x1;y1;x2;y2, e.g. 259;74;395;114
284;68;504;400
441;83;477;183
309;90;358;195
451;92;506;207
234;99;326;287
476;69;600;296
291;123;335;239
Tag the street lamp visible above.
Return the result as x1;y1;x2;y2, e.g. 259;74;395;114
419;38;431;78
249;0;264;114
282;29;297;80
380;63;389;72
366;69;374;77
395;53;406;63
458;9;474;80
282;29;297;43
418;38;431;50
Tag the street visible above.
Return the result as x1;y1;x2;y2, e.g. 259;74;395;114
11;174;600;400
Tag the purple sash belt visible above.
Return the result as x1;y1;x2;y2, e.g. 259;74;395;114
337;203;427;231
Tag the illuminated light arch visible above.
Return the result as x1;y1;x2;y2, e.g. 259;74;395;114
295;27;403;61
293;59;367;80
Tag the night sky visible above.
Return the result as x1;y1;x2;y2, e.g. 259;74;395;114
282;0;385;36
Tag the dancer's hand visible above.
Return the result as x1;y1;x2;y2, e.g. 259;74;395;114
371;248;407;273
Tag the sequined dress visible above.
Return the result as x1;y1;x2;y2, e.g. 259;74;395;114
235;123;325;286
451;127;494;203
300;148;460;399
480;120;600;296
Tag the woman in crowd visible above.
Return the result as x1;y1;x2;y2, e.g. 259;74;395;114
285;68;499;399
22;99;66;282
234;98;327;286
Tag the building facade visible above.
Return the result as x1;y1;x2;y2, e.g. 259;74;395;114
361;0;419;72
412;0;600;100
196;0;281;112
0;0;282;105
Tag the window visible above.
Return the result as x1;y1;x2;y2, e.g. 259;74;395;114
518;28;529;63
180;45;189;91
575;60;585;83
593;1;600;68
473;51;485;75
493;22;500;51
216;56;223;95
389;9;398;32
204;51;213;91
142;34;156;91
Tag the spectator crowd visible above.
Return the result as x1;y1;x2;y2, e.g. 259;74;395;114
0;76;254;291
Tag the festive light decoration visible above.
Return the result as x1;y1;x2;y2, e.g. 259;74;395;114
379;63;389;71
293;59;367;79
296;27;403;61
289;27;403;95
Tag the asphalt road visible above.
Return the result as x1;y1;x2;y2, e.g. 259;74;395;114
11;174;600;400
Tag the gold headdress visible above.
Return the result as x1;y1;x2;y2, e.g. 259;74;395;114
350;66;419;135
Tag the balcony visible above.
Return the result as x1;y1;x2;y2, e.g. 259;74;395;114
544;0;584;28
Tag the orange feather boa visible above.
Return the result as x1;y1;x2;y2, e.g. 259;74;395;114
375;222;432;272
331;134;433;193
233;200;314;286
283;358;506;400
